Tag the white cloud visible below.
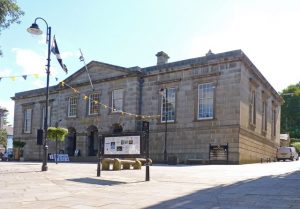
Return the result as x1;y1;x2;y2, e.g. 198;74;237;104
32;79;45;88
0;69;12;77
12;48;46;76
184;5;300;92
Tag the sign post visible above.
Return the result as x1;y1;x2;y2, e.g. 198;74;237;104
97;134;102;177
142;121;150;181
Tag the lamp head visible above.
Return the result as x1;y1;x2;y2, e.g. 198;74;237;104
27;23;43;35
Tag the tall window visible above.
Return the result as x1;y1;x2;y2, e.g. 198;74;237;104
262;101;267;132
112;89;124;112
198;83;214;119
89;93;100;115
68;97;77;117
24;108;32;133
161;88;176;122
42;106;51;129
249;90;256;124
272;108;277;137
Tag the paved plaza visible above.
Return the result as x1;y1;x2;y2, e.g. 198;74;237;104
0;161;300;209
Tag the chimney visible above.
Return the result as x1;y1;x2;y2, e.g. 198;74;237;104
156;51;169;65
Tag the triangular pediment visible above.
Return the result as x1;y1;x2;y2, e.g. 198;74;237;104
63;61;138;87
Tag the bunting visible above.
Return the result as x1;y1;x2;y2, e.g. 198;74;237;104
60;81;160;121
0;73;41;81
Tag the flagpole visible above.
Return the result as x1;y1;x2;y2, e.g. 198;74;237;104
79;49;94;91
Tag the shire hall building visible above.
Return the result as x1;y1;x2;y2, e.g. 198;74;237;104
12;49;283;164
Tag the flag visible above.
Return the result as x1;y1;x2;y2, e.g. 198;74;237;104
51;35;68;74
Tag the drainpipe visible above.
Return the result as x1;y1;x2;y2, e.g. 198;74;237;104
138;76;144;131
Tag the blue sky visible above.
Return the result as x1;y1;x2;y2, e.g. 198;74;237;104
1;0;300;125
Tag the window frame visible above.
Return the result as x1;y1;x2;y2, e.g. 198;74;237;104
42;106;51;129
249;90;256;125
160;87;176;123
112;89;124;113
68;97;78;118
88;93;100;115
197;83;214;120
262;101;267;132
23;108;32;134
272;108;277;137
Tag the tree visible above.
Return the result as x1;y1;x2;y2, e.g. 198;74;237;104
0;129;7;148
0;0;24;56
0;109;9;125
280;82;300;138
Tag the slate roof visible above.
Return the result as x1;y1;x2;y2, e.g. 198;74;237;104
142;49;243;72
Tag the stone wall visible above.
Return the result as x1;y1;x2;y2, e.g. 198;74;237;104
13;50;282;164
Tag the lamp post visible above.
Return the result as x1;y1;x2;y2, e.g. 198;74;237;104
27;17;51;171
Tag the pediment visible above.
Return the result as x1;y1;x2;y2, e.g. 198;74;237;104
63;61;136;87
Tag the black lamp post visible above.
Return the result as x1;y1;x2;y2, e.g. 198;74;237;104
27;17;51;172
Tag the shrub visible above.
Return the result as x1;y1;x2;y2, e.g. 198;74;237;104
291;142;300;153
13;141;26;148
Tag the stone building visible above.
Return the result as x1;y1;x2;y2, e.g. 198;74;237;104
12;49;283;164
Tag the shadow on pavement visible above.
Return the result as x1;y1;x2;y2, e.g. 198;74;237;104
0;170;41;174
145;171;300;209
67;177;129;186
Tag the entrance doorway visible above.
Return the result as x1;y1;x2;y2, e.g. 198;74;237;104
66;127;76;156
87;125;98;156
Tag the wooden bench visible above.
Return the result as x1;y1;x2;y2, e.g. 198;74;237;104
102;158;115;170
102;158;142;170
126;158;152;166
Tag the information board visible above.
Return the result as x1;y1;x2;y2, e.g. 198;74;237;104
104;135;140;155
49;154;70;162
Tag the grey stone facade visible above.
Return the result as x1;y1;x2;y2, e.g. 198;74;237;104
12;50;283;164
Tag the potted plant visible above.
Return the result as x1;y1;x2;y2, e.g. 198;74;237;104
13;141;26;161
47;127;68;164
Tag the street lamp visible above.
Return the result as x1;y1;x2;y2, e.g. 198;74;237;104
160;88;168;163
27;17;51;171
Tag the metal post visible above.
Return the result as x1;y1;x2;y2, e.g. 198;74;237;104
42;26;51;172
146;134;150;181
97;135;102;177
164;88;168;164
55;134;58;164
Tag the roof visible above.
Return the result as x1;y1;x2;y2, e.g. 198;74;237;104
143;49;243;72
12;49;282;103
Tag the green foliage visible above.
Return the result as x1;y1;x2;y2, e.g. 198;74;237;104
280;83;300;138
47;127;68;141
291;142;300;153
290;138;297;143
13;140;26;148
2;110;8;125
0;0;24;56
0;129;7;148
